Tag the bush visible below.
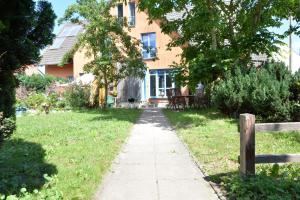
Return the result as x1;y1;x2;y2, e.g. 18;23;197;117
212;62;292;122
290;70;300;102
24;93;47;110
0;112;16;143
291;102;300;121
63;84;90;108
17;74;67;92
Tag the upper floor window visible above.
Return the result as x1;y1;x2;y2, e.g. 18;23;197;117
141;33;156;59
128;2;136;27
117;4;123;23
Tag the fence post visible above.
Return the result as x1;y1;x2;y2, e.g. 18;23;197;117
240;114;256;176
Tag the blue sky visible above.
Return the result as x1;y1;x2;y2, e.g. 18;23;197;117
50;0;300;54
50;0;76;33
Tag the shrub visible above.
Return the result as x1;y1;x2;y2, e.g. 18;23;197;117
0;112;16;143
24;93;47;110
63;84;90;108
212;62;292;121
17;74;67;92
291;102;300;121
290;70;300;102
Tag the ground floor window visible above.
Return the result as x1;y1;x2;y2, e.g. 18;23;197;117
149;69;174;98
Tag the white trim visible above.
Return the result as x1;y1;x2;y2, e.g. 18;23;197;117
149;69;174;99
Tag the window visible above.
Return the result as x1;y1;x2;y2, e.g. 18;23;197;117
117;4;123;23
142;33;156;59
150;75;156;97
149;70;174;98
67;76;74;81
128;2;136;27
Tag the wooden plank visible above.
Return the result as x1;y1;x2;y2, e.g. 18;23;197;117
255;122;300;132
239;114;256;176
256;154;300;163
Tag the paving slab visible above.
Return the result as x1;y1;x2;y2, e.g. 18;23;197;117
94;109;219;200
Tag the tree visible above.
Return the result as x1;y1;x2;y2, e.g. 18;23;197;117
60;0;145;108
139;0;300;88
0;0;56;141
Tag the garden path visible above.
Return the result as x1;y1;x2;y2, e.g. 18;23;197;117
94;109;219;200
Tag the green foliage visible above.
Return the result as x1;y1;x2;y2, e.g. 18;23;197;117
17;74;66;92
139;0;300;87
291;102;300;122
212;62;293;122
0;0;55;142
2;175;63;200
222;165;300;200
63;85;90;109
290;70;300;102
0;72;16;143
24;93;47;110
0;112;16;143
60;0;145;107
0;71;16;119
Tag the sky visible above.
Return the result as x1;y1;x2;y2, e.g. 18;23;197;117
49;0;76;34
49;0;300;54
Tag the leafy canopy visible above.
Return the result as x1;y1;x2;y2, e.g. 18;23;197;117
0;0;56;72
0;0;56;141
139;0;300;87
60;0;145;106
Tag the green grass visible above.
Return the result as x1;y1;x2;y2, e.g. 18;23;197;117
164;108;300;199
0;109;141;199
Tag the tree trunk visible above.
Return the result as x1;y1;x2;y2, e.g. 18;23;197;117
103;75;108;109
207;0;217;50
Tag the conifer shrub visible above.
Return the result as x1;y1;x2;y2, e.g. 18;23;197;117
212;62;293;122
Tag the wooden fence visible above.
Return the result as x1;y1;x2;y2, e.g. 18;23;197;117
239;114;300;176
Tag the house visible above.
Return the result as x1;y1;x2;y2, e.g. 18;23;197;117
40;23;87;81
40;1;187;106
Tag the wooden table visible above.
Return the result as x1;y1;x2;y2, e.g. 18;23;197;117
172;95;196;110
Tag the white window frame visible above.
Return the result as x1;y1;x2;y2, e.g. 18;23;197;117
128;2;136;27
141;33;156;60
149;70;174;98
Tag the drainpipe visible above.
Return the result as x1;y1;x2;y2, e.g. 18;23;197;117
289;16;293;72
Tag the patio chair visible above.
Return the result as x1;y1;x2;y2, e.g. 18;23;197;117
166;89;176;110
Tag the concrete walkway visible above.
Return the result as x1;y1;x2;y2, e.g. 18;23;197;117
95;109;219;200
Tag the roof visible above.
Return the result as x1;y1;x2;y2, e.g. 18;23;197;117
40;23;84;65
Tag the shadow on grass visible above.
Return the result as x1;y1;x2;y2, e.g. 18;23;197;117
74;108;141;124
164;108;237;129
204;167;300;199
0;139;57;196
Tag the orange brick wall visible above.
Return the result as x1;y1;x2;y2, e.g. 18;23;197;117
111;1;182;70
45;63;73;79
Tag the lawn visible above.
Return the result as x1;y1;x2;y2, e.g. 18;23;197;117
0;109;141;199
164;108;300;199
